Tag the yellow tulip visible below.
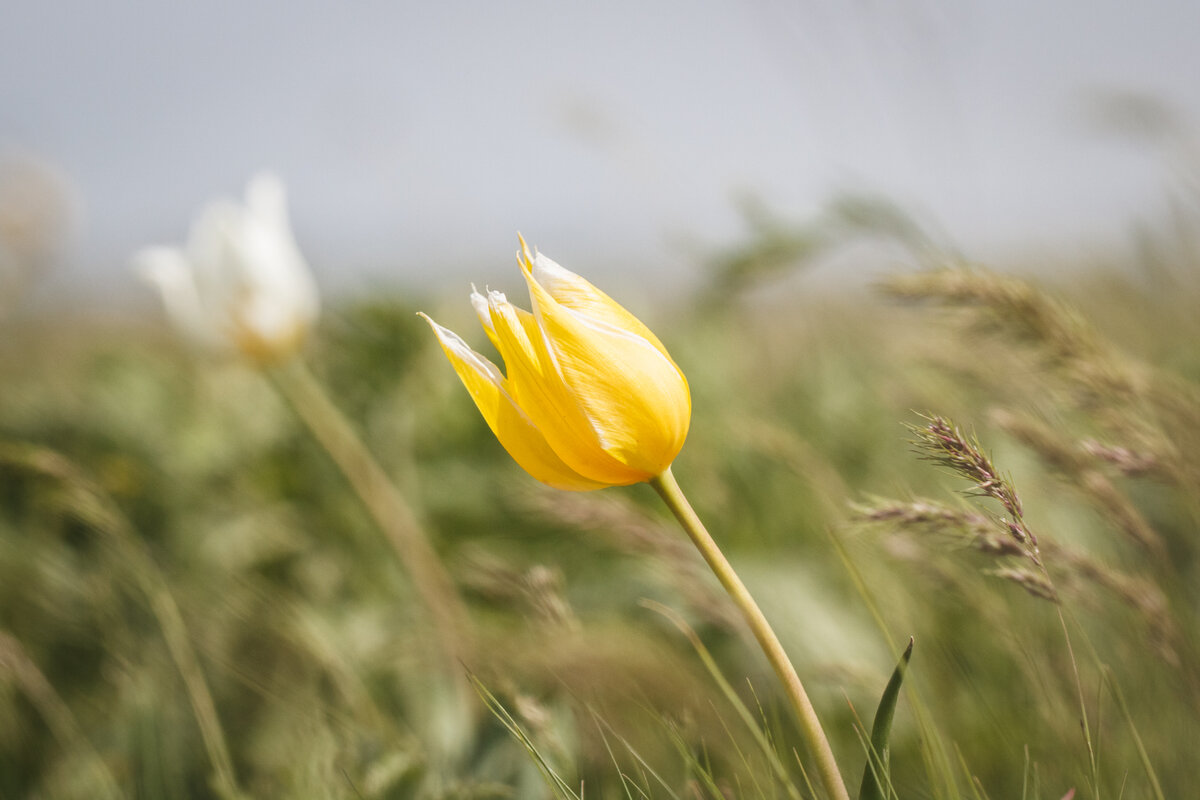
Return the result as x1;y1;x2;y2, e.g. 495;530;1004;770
421;237;690;490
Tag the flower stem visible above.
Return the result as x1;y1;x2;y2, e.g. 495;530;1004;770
136;557;242;800
0;444;240;798
649;467;849;800
0;630;124;800
267;358;473;674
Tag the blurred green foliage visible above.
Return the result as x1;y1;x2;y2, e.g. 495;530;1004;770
2;210;1199;799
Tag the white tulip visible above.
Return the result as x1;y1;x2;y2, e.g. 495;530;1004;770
136;173;319;362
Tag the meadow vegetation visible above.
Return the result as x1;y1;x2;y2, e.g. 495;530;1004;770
1;197;1197;798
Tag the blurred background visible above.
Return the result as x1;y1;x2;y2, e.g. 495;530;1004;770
3;0;1200;310
3;3;1200;799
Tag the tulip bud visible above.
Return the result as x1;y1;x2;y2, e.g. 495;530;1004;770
421;237;690;490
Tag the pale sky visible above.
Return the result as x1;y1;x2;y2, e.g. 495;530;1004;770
3;0;1198;305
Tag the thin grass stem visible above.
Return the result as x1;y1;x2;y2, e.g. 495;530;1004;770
1045;576;1099;797
825;525;961;800
136;557;243;799
1101;665;1165;800
643;599;805;800
267;357;472;674
0;630;125;800
0;444;242;799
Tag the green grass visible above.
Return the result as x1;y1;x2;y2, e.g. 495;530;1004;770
2;216;1199;799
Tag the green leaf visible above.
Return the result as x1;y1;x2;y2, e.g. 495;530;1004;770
859;637;914;800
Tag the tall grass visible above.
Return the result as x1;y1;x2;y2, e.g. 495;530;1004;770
1;204;1198;797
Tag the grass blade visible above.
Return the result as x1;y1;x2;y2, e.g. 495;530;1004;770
859;637;914;800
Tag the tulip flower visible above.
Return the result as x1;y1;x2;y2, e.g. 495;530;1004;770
423;238;849;800
136;173;319;363
420;237;690;490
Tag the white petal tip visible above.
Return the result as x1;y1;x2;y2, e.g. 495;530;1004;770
531;251;572;282
132;247;188;285
245;172;288;220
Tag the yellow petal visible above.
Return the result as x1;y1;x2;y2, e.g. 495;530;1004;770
521;264;691;479
419;313;604;491
518;236;676;364
482;293;644;486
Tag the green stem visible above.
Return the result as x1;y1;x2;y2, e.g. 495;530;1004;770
268;358;472;673
0;630;125;800
0;444;240;798
1044;569;1099;799
133;555;242;800
649;467;850;800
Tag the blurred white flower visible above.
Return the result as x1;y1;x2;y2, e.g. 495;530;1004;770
136;173;319;362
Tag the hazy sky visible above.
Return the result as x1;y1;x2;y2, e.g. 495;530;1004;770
3;0;1199;304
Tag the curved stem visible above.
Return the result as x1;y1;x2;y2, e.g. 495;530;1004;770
649;467;849;800
268;358;472;675
0;444;240;798
0;630;125;800
135;558;242;800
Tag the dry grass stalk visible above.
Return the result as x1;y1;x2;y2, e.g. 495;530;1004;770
880;268;1128;391
513;483;741;632
855;496;1048;601
988;409;1166;559
1079;439;1160;477
859;493;1181;665
459;553;581;632
855;497;1023;558
985;566;1058;602
908;415;1040;561
881;267;1200;499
